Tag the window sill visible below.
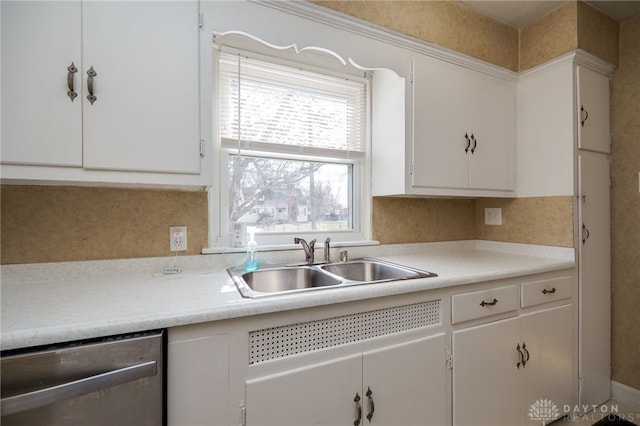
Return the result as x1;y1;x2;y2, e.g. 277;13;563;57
201;240;380;255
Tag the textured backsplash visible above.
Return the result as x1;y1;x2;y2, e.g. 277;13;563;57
1;186;574;264
1;186;208;264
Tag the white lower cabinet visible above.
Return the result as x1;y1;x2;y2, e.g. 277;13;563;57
520;306;574;425
167;328;230;426
166;270;575;426
245;333;447;426
452;304;573;426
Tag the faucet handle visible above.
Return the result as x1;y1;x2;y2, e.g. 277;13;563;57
308;239;317;250
324;237;331;263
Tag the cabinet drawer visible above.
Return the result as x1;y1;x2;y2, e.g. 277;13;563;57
452;285;518;324
521;275;572;308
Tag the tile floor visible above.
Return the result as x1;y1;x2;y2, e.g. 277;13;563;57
555;400;639;425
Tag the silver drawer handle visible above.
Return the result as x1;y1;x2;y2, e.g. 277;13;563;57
0;360;156;416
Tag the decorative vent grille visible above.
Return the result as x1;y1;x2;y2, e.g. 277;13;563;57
249;299;441;365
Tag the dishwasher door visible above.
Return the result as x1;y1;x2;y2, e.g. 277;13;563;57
1;330;164;426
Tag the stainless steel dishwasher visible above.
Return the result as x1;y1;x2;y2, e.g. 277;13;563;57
1;329;165;426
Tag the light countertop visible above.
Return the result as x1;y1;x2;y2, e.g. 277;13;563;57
0;240;575;351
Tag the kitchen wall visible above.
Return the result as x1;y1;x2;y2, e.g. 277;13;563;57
577;1;619;68
519;1;578;71
610;14;640;391
372;197;475;243
312;0;519;71
0;186;208;263
372;196;574;247
475;197;574;247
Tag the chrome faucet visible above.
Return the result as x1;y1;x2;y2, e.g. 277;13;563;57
294;237;317;264
324;237;331;263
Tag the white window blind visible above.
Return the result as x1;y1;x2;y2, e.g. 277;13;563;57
219;51;366;158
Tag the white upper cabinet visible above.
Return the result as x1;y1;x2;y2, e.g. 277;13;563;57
81;1;201;174
1;1;204;186
576;65;611;154
409;54;516;196
468;74;517;191
1;1;83;167
412;56;469;190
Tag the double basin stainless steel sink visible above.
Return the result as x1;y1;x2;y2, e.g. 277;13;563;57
227;258;437;298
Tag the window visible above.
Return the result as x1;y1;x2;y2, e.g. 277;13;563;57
211;40;371;248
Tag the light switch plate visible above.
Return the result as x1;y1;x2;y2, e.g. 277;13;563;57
484;208;502;226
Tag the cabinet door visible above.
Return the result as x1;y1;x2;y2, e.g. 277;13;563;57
468;74;515;191
577;66;610;154
245;354;362;426
82;1;200;174
1;1;82;167
412;55;469;190
521;305;573;426
578;153;611;407
363;334;447;425
167;334;229;426
453;317;521;426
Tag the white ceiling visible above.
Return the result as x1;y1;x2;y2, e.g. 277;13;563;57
459;0;640;28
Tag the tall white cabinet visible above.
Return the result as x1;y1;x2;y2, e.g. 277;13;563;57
1;1;207;186
578;150;612;407
577;66;611;154
517;50;614;409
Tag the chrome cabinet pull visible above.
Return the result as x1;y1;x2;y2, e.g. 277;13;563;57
365;387;375;422
479;298;498;307
580;105;589;127
542;287;557;295
354;392;362;426
470;134;477;154
87;66;97;105
464;133;471;153
66;62;78;101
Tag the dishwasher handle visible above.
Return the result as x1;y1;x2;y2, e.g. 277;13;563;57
1;360;157;416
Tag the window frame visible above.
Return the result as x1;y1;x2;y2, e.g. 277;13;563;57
207;37;373;250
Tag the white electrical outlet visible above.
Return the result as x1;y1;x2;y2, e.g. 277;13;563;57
169;226;187;251
484;208;502;226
